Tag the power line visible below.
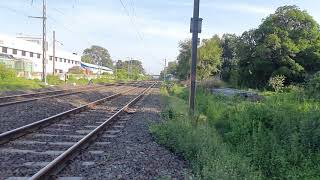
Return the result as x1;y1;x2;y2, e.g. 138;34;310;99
118;0;144;41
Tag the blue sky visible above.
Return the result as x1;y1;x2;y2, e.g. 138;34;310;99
0;0;320;74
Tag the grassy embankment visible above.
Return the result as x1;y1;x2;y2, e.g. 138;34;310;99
150;83;320;179
0;64;133;91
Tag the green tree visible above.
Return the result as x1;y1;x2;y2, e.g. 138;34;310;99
176;39;192;80
81;45;113;68
198;35;222;80
115;59;146;80
221;34;240;84
238;5;320;88
160;61;177;80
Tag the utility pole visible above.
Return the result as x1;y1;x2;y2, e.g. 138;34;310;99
52;30;55;75
42;0;47;83
30;0;47;83
164;58;167;81
189;0;202;114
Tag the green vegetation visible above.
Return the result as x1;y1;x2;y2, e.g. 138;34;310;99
151;84;320;179
81;45;113;68
167;5;320;90
0;64;42;91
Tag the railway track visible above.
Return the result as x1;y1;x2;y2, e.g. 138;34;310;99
0;82;155;179
0;83;132;107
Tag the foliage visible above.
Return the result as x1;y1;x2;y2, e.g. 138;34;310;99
305;71;320;99
0;64;42;91
47;75;64;85
153;84;320;179
67;75;89;85
81;45;113;68
116;59;145;75
160;61;178;80
221;34;240;83
150;86;261;179
93;75;115;84
68;66;84;74
238;6;320;88
176;39;192;80
268;75;286;92
198;35;222;80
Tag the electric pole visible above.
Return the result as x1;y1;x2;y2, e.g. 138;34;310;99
164;58;167;81
42;0;47;83
53;30;55;75
30;0;47;83
189;0;202;114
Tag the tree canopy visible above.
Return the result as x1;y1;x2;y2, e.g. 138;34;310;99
238;5;320;88
176;39;192;80
198;35;222;80
81;45;113;68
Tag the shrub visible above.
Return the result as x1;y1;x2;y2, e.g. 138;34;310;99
0;64;42;91
47;75;64;85
154;84;320;179
305;72;320;99
0;64;16;80
268;75;286;92
151;94;260;179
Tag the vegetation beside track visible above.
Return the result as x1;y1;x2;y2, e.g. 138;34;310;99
150;83;320;179
0;64;151;91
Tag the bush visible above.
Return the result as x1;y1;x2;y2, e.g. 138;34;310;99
151;93;260;179
305;72;320;99
268;75;286;92
0;64;16;80
153;84;320;179
47;75;64;85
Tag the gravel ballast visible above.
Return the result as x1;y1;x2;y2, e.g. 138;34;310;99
0;84;133;133
59;87;188;179
0;86;147;178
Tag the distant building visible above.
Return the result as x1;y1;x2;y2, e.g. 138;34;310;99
81;62;113;75
0;33;81;77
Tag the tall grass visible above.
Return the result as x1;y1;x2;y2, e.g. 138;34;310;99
151;83;320;179
0;64;42;91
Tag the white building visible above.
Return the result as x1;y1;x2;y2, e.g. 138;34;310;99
81;62;113;74
0;33;81;76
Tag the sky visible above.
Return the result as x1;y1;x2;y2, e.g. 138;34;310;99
0;0;320;74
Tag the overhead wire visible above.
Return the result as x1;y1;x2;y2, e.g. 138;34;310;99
118;0;160;69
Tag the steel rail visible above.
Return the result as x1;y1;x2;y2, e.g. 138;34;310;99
0;82;134;107
30;82;156;180
0;84;143;145
0;82;131;101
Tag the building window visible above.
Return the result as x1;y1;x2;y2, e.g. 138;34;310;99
68;60;70;63
64;59;66;63
49;56;52;61
71;60;74;64
60;58;62;62
37;54;41;59
2;47;7;53
30;52;34;57
22;51;26;56
55;57;58;61
12;49;17;55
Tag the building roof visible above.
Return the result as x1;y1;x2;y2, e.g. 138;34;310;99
81;62;113;71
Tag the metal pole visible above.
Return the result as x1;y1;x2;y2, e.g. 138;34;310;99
42;0;47;83
164;58;167;81
53;30;55;75
189;0;200;114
